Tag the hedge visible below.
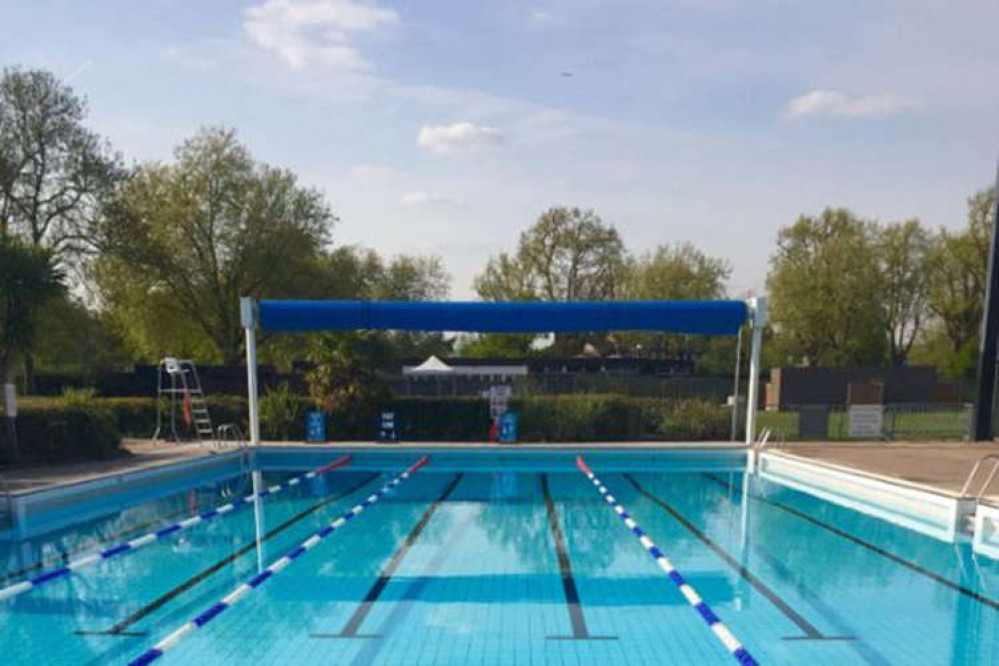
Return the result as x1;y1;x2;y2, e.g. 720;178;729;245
0;403;121;464
9;394;730;445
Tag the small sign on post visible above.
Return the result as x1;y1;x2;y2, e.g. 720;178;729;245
847;380;884;439
379;411;398;442
306;410;326;443
488;385;513;421
848;405;884;438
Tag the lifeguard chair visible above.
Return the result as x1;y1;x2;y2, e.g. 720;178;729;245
152;357;215;446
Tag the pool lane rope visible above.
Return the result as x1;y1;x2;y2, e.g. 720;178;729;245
575;457;759;666
0;454;354;603
128;455;431;666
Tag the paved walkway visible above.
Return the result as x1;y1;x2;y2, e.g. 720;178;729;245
3;439;998;500
1;440;229;493
774;442;999;497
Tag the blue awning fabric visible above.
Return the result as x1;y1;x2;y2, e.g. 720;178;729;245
257;300;747;335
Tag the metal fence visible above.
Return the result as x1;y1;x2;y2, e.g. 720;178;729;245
388;373;740;401
754;403;973;442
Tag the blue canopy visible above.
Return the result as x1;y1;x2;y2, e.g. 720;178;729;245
257;300;747;335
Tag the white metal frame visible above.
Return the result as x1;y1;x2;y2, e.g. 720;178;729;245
241;297;262;448
744;297;767;445
239;296;767;448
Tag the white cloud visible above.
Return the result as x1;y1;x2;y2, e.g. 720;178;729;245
243;0;398;69
398;191;462;210
528;9;558;26
417;122;505;155
785;90;918;119
350;163;394;182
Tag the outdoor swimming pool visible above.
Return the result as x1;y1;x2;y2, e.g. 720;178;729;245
1;450;996;665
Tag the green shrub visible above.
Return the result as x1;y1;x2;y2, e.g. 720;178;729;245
259;383;304;440
390;397;490;441
60;386;99;407
659;399;729;440
3;394;733;449
16;396;249;440
516;394;662;441
0;400;121;464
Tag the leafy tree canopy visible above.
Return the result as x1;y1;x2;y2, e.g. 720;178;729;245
475;207;628;302
0;236;64;387
95;127;335;363
0;67;123;265
767;208;886;366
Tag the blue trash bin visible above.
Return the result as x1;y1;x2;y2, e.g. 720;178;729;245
306;410;326;443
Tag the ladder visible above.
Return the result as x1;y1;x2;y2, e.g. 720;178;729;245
153;358;215;448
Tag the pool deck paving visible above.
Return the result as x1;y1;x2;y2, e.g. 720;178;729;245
772;441;999;498
0;439;228;493
2;438;997;501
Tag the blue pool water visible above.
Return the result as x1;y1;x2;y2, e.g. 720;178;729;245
1;451;996;665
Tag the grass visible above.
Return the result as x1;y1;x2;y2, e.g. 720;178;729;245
756;406;970;441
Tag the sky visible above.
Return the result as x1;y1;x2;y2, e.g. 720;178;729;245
4;0;999;298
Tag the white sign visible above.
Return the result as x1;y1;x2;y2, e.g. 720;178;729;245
488;385;513;420
848;405;883;438
3;383;16;417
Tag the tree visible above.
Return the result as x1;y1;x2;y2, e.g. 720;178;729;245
459;333;535;358
305;333;393;434
371;254;449;301
319;247;450;301
0;67;122;264
33;294;129;374
255;246;452;367
95;127;335;363
767;208;886;366
623;242;732;363
879;219;931;366
474;207;627;355
627;243;730;301
475;207;628;301
0;237;64;390
925;188;993;364
474;253;534;302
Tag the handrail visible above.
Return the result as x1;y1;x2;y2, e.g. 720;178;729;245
960;453;999;499
216;423;248;450
755;427;772;450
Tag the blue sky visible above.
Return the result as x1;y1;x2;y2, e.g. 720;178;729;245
4;0;999;298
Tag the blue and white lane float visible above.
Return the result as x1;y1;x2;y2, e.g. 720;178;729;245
128;455;431;666
0;454;354;602
576;457;759;666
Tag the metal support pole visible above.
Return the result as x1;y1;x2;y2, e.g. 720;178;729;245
251;469;266;572
241;297;261;448
744;297;767;445
973;162;999;441
730;327;743;441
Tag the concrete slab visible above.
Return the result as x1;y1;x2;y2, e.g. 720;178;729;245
1;439;233;494
774;442;999;499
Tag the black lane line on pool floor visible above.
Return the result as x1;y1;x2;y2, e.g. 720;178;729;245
74;472;382;637
623;475;851;642
311;473;465;639
702;474;999;612
541;474;617;641
346;501;481;666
